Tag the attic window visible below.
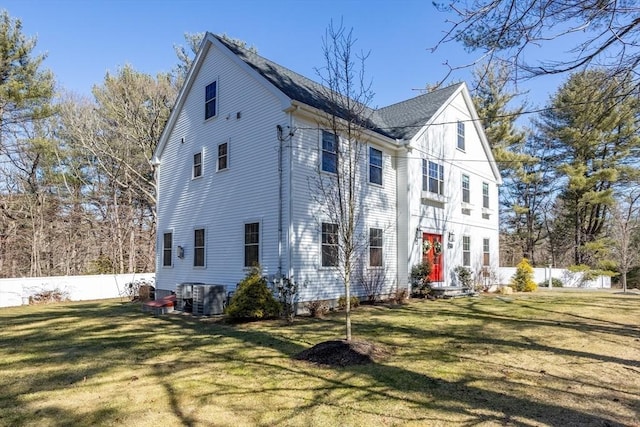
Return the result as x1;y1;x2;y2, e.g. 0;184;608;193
457;121;465;151
205;81;217;120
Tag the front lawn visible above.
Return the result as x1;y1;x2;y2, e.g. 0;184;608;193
0;290;638;426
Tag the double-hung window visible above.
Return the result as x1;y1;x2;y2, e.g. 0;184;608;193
463;236;471;267
482;182;490;208
369;228;383;267
462;174;470;203
369;147;383;185
321;131;337;173
483;238;490;266
457;121;465;150
162;232;172;267
423;160;444;195
321;222;338;267
244;222;259;267
205;81;217;120
193;151;203;178
218;142;228;171
194;228;205;267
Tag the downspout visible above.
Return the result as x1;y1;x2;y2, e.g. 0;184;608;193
277;125;284;279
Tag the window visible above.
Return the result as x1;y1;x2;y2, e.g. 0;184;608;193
321;222;338;267
218;142;228;171
369;228;383;267
423;160;444;195
483;182;490;208
462;174;470;203
369;147;382;185
162;232;172;267
205;81;217;119
321;131;337;173
193;151;202;178
483;238;490;266
194;228;205;267
244;222;259;267
457;121;465;150
463;236;471;267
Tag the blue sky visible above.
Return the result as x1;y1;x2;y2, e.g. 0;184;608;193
4;0;562;110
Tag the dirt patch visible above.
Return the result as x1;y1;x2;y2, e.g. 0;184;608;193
294;339;390;367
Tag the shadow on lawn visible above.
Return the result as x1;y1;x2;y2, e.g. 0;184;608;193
152;306;633;427
1;297;637;426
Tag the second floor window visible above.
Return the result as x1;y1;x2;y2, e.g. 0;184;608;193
457;121;465;150
423;160;444;195
205;81;217;119
321;222;338;267
218;142;228;171
462;174;470;203
369;147;382;185
483;182;490;208
193;152;202;178
321;131;337;173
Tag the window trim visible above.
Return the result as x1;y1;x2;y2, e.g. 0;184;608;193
321;222;339;267
482;182;490;209
457;121;465;151
205;80;217;120
193;150;203;179
368;146;383;186
162;231;173;268
321;130;338;174
425;160;444;195
462;174;470;204
244;221;261;268
462;235;471;267
369;227;383;267
217;141;228;171
193;228;206;268
483;238;490;266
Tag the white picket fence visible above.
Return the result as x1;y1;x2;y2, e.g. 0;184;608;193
498;267;611;289
0;273;155;308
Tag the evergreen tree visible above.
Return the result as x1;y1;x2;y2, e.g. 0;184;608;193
538;70;640;268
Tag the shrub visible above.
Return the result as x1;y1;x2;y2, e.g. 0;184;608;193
410;261;432;297
29;288;69;304
337;295;360;310
511;258;537;292
274;276;298;322
391;287;408;304
225;267;281;321
454;266;473;288
305;300;330;318
538;277;563;288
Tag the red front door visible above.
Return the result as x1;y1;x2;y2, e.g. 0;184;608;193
423;233;444;282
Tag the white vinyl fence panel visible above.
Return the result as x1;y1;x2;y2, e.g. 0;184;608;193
0;273;154;308
498;267;610;288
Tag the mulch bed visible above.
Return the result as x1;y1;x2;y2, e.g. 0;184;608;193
294;339;390;367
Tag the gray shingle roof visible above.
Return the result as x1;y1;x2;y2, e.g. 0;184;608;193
215;34;461;141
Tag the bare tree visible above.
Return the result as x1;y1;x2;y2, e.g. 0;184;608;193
609;190;640;293
312;21;374;341
434;1;640;89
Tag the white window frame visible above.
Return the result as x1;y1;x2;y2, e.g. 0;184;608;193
424;160;444;195
321;222;339;267
482;182;490;209
217;141;228;171
244;221;260;268
457;121;465;151
462;174;470;204
162;231;173;268
369;227;383;267
462;235;471;267
193;228;206;268
483;238;490;266
205;80;217;120
368;147;383;186
321;130;338;174
193;150;203;179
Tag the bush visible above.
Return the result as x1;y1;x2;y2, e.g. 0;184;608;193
454;266;473;288
305;300;330;318
538;277;563;288
511;258;537;292
337;295;360;310
410;261;432;297
391;287;408;304
29;288;69;304
225;267;281;321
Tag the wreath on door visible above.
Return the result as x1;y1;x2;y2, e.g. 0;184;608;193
422;240;431;254
433;240;443;255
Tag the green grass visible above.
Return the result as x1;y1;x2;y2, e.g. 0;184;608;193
0;290;638;426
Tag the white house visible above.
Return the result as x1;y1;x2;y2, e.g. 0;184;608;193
152;33;502;304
